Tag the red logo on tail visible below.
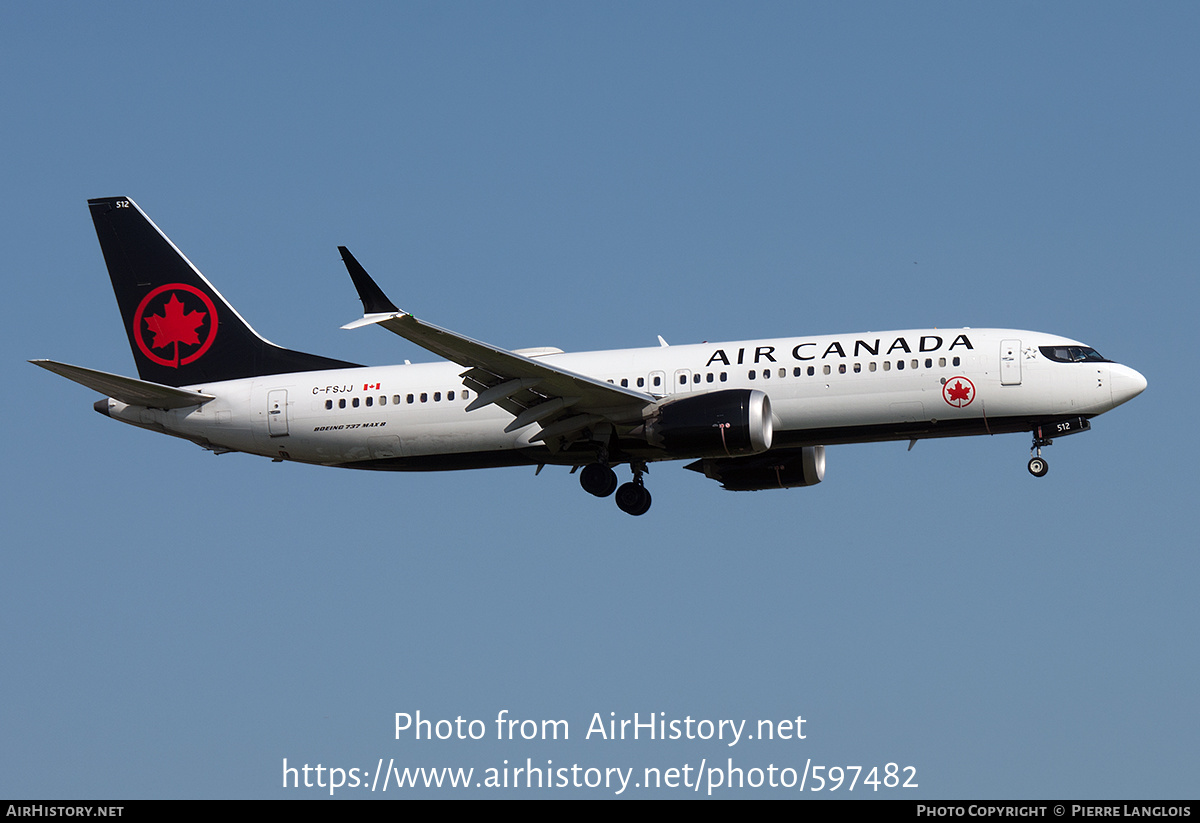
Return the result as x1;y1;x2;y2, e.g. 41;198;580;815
133;284;219;368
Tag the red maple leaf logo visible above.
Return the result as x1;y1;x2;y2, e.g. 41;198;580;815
942;376;975;407
144;293;208;367
132;283;220;369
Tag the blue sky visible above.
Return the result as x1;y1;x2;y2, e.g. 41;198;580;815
3;2;1196;798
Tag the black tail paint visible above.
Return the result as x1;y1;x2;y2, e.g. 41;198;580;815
89;197;358;387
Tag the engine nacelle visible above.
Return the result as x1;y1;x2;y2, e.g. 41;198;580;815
642;389;773;458
690;445;826;491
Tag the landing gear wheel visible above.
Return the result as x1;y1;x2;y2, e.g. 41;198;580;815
615;482;652;516
580;463;618;497
1028;426;1054;478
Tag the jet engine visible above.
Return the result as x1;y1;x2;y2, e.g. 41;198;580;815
686;445;826;491
641;389;773;458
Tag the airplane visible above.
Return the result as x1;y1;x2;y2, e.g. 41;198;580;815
32;196;1147;515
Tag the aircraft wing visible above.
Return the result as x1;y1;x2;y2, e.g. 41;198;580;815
338;248;655;447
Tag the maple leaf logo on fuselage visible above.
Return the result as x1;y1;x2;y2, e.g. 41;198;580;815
942;376;975;408
132;283;220;368
947;381;971;402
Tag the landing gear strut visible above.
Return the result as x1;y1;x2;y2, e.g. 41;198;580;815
615;462;652;516
1028;429;1052;477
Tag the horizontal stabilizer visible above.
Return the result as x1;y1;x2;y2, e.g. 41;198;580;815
30;360;215;409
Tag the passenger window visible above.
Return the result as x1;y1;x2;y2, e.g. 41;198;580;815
938;357;946;367
462;391;469;399
420;393;428;403
339;398;346;409
620;378;628;387
325;399;332;410
694;374;701;383
434;392;441;402
720;372;727;382
953;357;961;367
823;365;831;375
379;396;386;406
448;391;455;400
807;366;815;376
706;373;714;383
869;362;877;372
925;358;932;369
883;361;891;371
762;369;770;379
838;364;846;374
406;394;414;404
853;363;861;373
748;371;756;380
897;361;905;370
793;367;802;377
637;377;645;388
352;397;360;408
911;359;919;369
653;376;661;387
365;396;373;407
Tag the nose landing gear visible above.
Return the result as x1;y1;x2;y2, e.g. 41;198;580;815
1027;454;1049;477
1026;418;1092;477
1028;428;1052;477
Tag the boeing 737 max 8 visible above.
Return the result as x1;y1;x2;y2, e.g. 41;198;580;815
32;197;1147;515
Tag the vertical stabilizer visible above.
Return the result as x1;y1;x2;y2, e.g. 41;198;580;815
88;197;357;386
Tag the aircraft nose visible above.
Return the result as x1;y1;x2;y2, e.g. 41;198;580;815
1109;364;1147;408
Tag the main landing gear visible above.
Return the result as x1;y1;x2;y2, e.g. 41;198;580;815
579;460;652;515
579;462;618;497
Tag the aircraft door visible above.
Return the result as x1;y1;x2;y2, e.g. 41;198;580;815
673;369;693;394
267;389;289;436
1000;340;1021;386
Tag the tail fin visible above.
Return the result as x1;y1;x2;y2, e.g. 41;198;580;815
88;197;358;387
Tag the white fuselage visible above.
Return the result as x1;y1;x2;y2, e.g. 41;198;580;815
98;327;1146;472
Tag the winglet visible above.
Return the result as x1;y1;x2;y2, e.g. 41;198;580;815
339;247;400;314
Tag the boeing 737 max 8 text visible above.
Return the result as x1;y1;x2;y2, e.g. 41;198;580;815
32;197;1147;515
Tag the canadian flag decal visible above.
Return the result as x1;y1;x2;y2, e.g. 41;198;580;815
364;382;380;391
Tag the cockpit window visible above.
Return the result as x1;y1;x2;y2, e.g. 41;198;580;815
1039;346;1109;363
